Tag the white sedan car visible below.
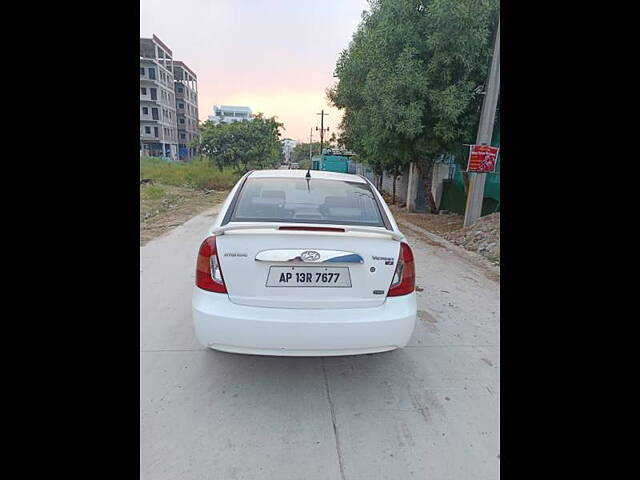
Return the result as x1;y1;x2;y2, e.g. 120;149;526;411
192;169;417;356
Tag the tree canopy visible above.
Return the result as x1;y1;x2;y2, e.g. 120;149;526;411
328;0;499;212
290;142;321;167
198;114;284;174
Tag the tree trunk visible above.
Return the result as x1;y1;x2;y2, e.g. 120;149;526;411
417;160;437;214
392;174;397;204
462;170;470;196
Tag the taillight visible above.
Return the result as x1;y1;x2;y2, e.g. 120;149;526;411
195;236;227;293
387;241;415;297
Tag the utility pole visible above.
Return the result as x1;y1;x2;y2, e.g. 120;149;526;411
463;19;500;228
309;128;313;164
316;110;329;154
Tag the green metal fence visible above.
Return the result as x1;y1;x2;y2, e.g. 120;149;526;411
311;154;350;173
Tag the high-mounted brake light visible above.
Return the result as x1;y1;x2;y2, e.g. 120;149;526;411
278;226;346;232
387;241;415;297
195;236;227;293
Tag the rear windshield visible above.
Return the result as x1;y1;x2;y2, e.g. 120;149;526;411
229;177;385;227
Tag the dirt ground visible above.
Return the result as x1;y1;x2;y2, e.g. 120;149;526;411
390;204;500;266
441;212;500;265
391;206;464;235
140;183;228;245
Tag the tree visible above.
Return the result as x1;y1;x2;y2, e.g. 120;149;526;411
198;114;284;174
328;0;499;213
290;142;322;166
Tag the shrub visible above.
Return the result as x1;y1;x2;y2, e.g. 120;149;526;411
140;156;238;190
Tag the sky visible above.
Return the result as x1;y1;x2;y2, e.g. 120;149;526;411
140;0;370;143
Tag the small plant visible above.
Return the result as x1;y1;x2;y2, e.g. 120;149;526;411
144;185;165;199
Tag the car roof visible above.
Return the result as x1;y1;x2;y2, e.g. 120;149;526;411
248;169;367;183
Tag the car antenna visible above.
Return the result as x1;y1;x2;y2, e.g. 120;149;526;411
305;164;312;191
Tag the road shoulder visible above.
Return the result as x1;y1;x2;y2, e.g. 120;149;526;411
140;184;228;245
396;217;500;284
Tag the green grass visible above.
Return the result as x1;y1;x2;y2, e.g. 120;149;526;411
140;156;239;191
141;185;166;200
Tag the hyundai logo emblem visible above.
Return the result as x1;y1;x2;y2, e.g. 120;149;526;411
300;250;320;262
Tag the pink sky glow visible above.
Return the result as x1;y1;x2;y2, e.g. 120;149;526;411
141;0;370;142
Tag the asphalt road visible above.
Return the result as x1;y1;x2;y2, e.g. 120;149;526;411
140;204;500;480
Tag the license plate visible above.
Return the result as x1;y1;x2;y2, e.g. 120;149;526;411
266;266;352;287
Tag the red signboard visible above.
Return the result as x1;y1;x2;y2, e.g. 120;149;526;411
466;144;499;173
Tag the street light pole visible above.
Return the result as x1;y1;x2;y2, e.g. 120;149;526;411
463;19;500;227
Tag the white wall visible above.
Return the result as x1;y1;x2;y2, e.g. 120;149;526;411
431;162;451;210
374;160;452;210
381;166;410;204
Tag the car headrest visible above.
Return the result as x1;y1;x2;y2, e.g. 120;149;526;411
261;190;286;201
323;196;353;207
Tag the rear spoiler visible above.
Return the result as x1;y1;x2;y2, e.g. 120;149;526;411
210;223;404;241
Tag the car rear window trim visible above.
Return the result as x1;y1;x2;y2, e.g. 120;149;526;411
358;175;393;231
220;170;254;227
224;217;385;227
224;175;389;228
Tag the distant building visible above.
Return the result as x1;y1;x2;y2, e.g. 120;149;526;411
208;105;252;125
140;35;178;160
140;35;200;161
281;138;298;164
173;61;200;161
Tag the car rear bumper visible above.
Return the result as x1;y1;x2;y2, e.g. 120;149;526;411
192;288;417;356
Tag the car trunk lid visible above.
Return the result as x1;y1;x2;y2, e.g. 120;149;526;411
215;228;400;309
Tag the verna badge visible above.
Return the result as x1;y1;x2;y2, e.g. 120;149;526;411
300;251;320;262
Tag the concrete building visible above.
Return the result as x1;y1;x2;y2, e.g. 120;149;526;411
140;35;178;160
208;105;252;125
172;61;200;160
140;35;201;162
280;138;297;164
